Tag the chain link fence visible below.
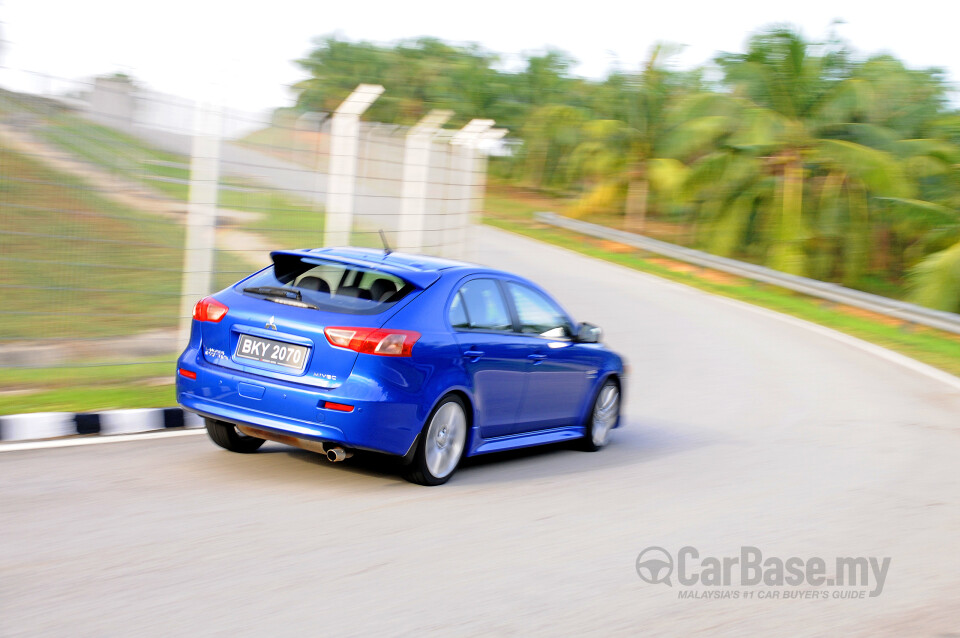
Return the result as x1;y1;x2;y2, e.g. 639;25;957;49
0;69;493;398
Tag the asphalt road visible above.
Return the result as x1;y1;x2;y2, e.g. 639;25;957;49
3;226;960;636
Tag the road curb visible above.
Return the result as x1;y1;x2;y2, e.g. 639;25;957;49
0;407;203;442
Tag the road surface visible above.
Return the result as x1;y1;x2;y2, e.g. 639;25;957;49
3;226;960;636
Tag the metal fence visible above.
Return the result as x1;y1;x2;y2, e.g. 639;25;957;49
0;69;500;388
535;212;960;336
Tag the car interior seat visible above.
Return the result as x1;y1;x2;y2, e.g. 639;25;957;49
370;278;397;302
298;276;330;293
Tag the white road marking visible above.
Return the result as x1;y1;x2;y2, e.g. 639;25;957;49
706;291;960;393
619;260;960;393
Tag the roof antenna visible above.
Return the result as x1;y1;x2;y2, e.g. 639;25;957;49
378;229;392;256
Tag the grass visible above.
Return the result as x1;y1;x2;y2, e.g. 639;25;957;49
0;93;340;414
0;384;176;415
0;359;180;414
11;96;327;249
0;360;174;389
0;143;186;339
0;139;252;337
0;86;329;337
238;123;330;172
0;92;277;416
483;181;960;379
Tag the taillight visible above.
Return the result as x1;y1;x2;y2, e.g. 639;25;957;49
324;327;421;357
193;297;228;322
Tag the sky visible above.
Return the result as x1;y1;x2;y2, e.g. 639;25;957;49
2;0;958;116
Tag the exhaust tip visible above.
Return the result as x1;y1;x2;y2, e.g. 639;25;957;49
326;447;348;462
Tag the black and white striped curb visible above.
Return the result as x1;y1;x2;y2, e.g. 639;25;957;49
0;407;203;442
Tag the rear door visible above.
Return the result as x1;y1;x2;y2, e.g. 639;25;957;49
449;277;533;439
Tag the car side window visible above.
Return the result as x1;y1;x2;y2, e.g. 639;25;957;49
451;279;512;331
506;282;573;339
449;291;469;328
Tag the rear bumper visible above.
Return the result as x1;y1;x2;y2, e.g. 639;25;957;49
177;348;424;456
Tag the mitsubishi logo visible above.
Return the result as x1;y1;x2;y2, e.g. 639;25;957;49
265;316;278;331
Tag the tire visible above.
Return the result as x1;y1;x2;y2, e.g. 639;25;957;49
581;379;620;452
205;418;265;453
403;395;468;486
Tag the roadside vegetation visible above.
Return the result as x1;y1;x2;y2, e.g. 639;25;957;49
290;27;960;313
0;139;193;414
0;363;175;414
0;89;327;249
0;143;185;339
0;90;371;414
484;181;960;379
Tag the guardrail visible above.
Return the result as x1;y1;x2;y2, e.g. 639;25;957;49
534;211;960;336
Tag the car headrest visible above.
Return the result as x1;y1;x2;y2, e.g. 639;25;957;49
298;276;330;293
370;278;397;302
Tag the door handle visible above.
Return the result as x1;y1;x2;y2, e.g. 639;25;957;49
463;350;484;361
528;353;547;362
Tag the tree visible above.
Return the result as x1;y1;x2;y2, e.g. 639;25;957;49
698;28;912;280
286;30;960;310
293;36;505;127
570;46;727;225
520;104;587;188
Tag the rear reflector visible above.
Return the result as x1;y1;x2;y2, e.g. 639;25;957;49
324;327;421;357
323;401;354;412
193;297;228;322
178;368;197;380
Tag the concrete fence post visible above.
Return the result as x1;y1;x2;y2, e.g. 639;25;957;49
466;128;507;261
178;101;222;346
323;84;383;247
447;119;493;260
397;110;452;253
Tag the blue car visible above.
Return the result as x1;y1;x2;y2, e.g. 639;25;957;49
176;247;625;484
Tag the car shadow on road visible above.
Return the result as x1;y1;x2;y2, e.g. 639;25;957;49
450;418;726;486
257;444;411;484
241;417;726;487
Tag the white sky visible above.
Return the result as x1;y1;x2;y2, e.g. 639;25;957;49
2;0;958;115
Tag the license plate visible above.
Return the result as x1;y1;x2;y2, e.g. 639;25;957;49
235;334;309;371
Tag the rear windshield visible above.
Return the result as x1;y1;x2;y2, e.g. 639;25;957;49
239;254;418;315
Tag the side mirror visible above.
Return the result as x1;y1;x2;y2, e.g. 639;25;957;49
576;322;602;343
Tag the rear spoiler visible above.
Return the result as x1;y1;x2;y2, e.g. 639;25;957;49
269;250;441;289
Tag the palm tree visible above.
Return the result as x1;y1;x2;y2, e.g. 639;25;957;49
520;104;587;189
910;241;960;312
570;45;731;226
897;129;960;311
697;28;912;280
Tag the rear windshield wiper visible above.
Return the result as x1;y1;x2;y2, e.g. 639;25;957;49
243;286;317;309
243;286;301;301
